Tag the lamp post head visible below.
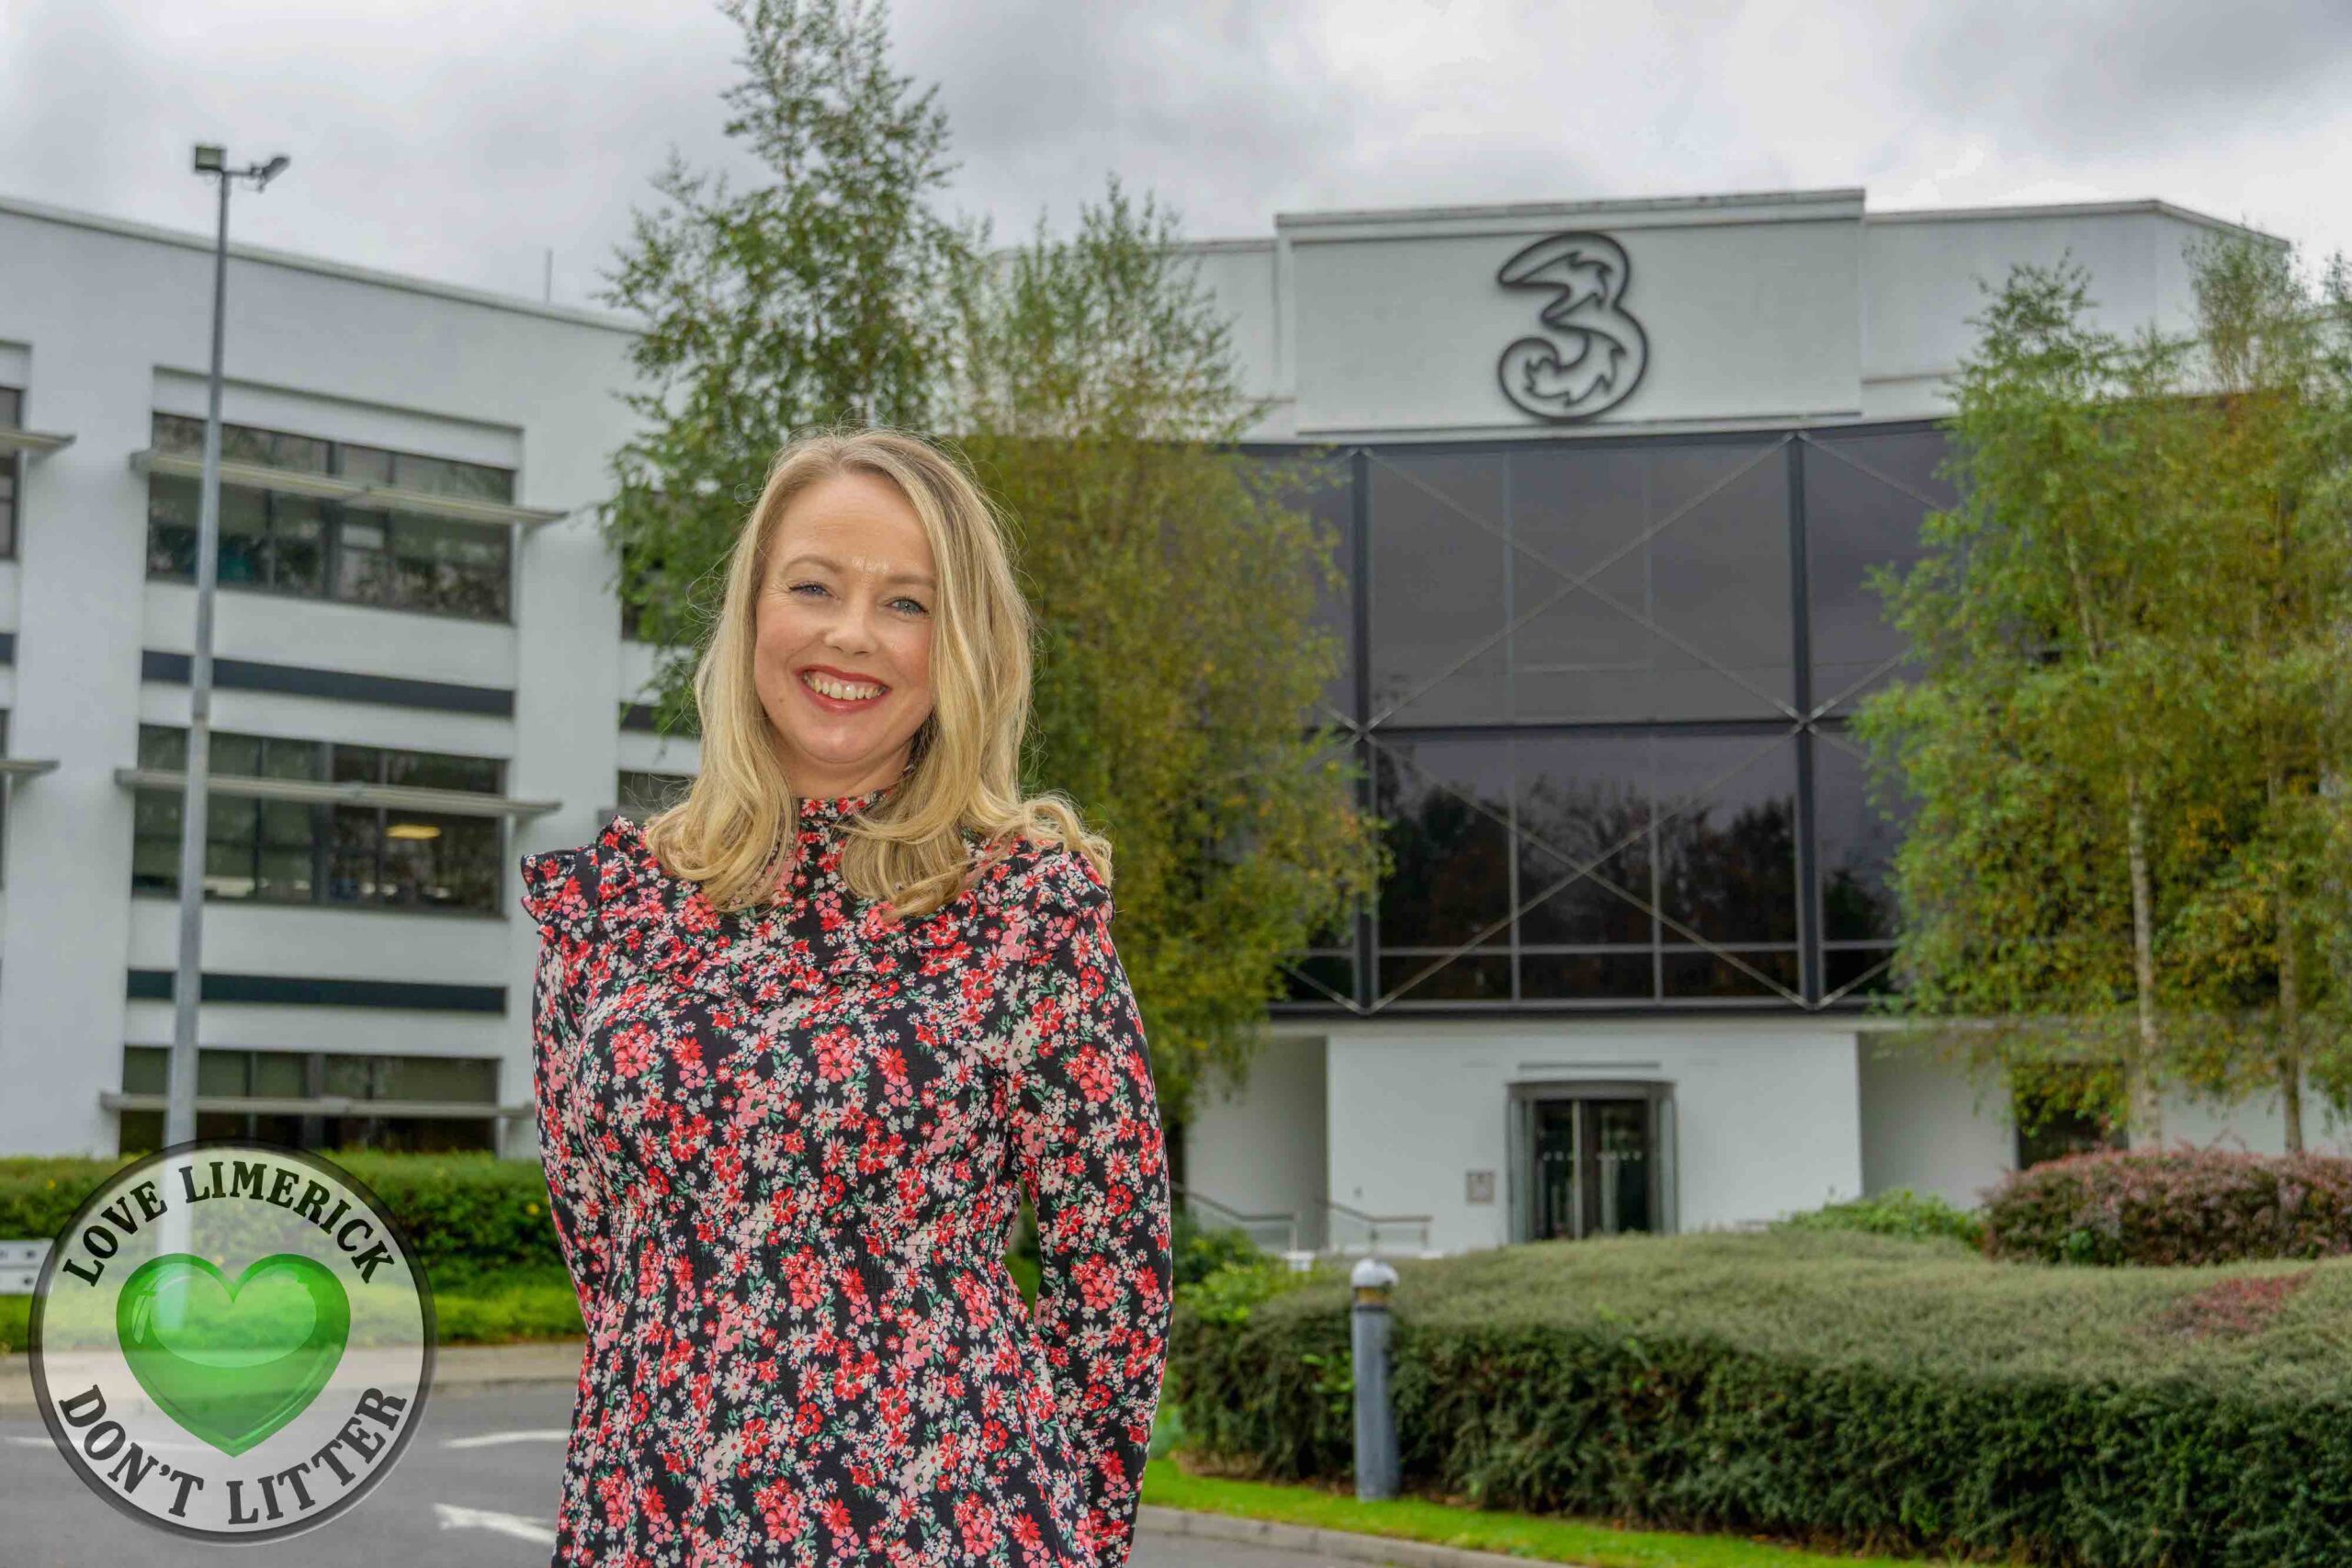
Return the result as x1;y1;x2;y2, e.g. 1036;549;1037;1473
192;144;225;175
256;154;291;186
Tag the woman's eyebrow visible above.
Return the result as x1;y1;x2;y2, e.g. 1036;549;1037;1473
779;551;936;589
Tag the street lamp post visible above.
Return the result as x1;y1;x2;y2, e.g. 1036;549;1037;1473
163;144;291;1151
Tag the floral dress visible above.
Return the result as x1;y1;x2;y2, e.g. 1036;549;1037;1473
518;774;1174;1568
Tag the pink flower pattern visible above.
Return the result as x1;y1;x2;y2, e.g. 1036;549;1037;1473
519;776;1172;1567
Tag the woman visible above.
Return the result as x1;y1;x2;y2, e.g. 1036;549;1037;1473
518;426;1174;1568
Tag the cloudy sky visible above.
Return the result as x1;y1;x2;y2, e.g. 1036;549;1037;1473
5;0;2348;314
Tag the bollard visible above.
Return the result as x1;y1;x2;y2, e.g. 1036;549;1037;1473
1350;1255;1400;1501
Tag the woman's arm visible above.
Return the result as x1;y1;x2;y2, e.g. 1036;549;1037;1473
521;845;616;1346
1006;851;1175;1568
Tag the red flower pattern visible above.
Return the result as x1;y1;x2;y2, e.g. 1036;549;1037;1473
520;776;1172;1567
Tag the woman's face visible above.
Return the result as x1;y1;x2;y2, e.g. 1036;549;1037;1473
752;469;938;799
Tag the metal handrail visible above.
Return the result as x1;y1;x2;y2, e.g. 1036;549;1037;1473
1171;1182;1299;1255
1320;1198;1435;1257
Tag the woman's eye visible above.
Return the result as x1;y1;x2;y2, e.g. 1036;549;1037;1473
788;581;926;615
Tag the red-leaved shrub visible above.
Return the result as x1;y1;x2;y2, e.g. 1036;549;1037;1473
1982;1145;2352;1266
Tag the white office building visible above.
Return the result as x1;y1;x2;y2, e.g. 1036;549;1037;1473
0;186;2314;1254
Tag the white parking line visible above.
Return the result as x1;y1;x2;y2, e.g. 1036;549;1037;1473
435;1502;558;1544
443;1428;571;1449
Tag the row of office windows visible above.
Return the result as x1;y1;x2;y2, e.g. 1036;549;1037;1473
116;1045;502;1156
0;388;22;558
143;412;517;622
132;725;505;912
128;741;699;916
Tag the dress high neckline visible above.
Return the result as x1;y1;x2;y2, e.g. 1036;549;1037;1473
794;757;914;833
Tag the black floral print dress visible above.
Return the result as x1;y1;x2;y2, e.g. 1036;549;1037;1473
518;773;1174;1568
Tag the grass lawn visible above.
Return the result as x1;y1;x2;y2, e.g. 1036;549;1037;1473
1141;1451;1961;1568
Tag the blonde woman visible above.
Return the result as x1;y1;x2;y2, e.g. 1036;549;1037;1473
518;427;1173;1568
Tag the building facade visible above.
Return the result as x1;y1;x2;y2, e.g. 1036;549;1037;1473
0;186;2317;1252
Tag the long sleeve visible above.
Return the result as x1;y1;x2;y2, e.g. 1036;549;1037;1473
520;844;616;1348
1005;851;1175;1568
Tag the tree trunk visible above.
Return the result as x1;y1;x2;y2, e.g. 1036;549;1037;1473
2278;885;2304;1155
2124;774;2165;1147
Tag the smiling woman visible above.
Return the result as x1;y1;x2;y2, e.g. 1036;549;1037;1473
517;423;1173;1568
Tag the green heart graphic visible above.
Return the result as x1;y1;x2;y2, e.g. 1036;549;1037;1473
116;1253;350;1458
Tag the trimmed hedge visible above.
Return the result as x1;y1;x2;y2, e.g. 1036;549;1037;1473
0;1152;569;1278
1773;1187;1989;1251
1984;1146;2352;1267
1168;1229;2352;1567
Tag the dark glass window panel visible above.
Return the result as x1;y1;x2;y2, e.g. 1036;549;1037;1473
1368;452;1508;724
121;1045;168;1095
1824;945;1898;999
1520;950;1655;1000
0;448;16;558
268;493;329;592
139;724;187;770
1802;429;1954;714
209;731;263;776
1250;450;1355;722
333;744;386;785
325;1116;495;1154
1380;952;1511;1002
258;800;321;900
250;1050;307;1097
259;737;324;781
1661;946;1800;998
216;484;270;586
1814;731;1905;942
146;474;199;576
387;749;501;795
153;412;204;455
267;431;332;474
393;453;514;503
1515;732;1654;946
1510;440;1792;721
339;444;395;486
1371;736;1513;952
379;812;500;909
340;511;511;619
219;423;274;466
0;388;19;425
118;1111;163;1154
1282;953;1356;1005
329;805;382;902
376;1055;498;1102
1651;732;1798;944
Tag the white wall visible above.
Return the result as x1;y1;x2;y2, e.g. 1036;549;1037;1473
1322;1018;1866;1252
1856;1032;2352;1213
1180;1031;1328;1252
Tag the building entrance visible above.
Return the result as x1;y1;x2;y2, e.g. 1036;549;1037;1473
1509;1080;1676;1241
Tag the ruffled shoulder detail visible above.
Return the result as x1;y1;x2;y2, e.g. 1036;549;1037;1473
518;842;599;943
968;835;1114;931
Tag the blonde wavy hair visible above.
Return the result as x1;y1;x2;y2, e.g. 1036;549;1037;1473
638;424;1111;919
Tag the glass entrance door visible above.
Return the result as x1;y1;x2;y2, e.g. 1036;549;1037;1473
1524;1093;1660;1240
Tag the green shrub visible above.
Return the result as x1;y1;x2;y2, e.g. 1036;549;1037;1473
1170;1227;2352;1565
1984;1145;2352;1266
1773;1187;1988;1250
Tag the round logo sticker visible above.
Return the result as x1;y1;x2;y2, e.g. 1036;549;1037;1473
28;1138;436;1540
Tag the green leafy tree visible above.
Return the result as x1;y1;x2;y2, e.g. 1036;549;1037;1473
595;0;975;719
944;175;1387;1123
2160;233;2352;1150
592;3;1385;1135
1853;258;2229;1145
